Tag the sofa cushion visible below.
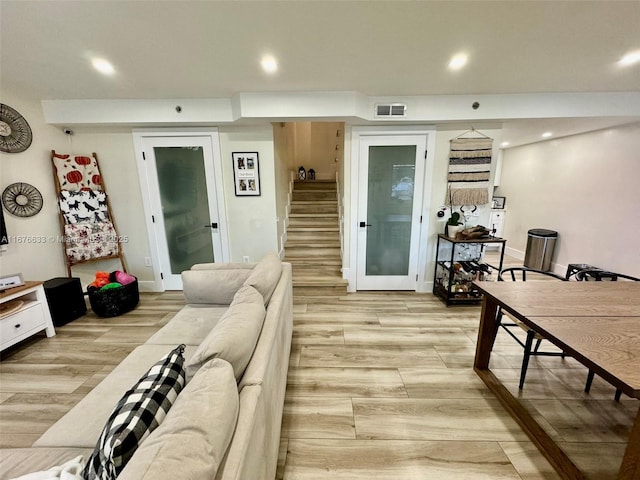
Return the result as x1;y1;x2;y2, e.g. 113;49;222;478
182;269;252;305
0;448;93;480
117;358;239;480
35;345;197;449
82;344;186;480
187;285;265;381
145;305;228;346
242;251;282;304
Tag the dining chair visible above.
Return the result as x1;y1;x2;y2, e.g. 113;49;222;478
497;267;568;389
576;269;639;401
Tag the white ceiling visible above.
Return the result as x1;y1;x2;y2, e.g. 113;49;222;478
1;0;639;147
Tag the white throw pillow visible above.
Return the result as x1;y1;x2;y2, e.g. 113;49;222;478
82;345;186;480
242;251;282;304
182;269;252;305
117;359;239;480
187;285;266;380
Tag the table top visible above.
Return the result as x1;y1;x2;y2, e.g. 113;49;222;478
437;233;506;243
532;316;640;398
474;280;640;398
473;280;640;478
474;281;640;317
0;281;42;302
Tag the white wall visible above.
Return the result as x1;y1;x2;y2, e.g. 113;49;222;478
289;122;343;180
218;126;278;263
0;90;148;286
272;122;296;256
8;85;636;290
55;131;153;287
1;91;280;288
497;122;640;277
309;122;343;180
344;125;503;290
423;127;504;283
1;91;68;280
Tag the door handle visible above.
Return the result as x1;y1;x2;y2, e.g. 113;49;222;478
203;223;219;229
359;221;372;227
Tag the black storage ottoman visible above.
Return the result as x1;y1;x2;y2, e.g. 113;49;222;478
43;277;87;326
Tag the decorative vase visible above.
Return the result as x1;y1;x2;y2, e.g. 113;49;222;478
447;225;462;239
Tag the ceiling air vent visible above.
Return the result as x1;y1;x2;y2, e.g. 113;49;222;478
375;103;407;117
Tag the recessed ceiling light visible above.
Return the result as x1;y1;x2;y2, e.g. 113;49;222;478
448;53;468;70
91;58;115;75
500;141;510;147
261;56;278;74
542;132;553;138
618;50;640;67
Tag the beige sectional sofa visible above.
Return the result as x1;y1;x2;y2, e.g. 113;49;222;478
0;253;293;480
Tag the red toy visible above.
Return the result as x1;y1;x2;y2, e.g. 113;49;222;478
89;271;110;288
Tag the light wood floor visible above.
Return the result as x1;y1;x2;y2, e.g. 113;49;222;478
1;257;637;479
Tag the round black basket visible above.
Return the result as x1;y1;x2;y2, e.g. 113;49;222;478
88;278;139;318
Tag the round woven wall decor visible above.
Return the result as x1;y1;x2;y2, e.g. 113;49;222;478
0;103;33;153
2;182;43;217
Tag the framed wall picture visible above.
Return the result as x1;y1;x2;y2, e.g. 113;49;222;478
232;152;260;196
491;196;506;209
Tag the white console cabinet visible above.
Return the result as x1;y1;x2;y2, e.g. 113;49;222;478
487;210;506;250
1;281;56;352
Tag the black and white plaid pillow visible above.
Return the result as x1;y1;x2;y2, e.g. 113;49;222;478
82;345;186;480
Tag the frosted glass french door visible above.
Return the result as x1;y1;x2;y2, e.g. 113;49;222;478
356;135;427;290
141;136;225;290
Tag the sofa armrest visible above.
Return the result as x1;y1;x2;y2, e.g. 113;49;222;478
216;385;271;480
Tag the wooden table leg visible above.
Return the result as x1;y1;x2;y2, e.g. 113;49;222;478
618;404;640;479
474;295;499;369
473;295;586;480
475;369;586;480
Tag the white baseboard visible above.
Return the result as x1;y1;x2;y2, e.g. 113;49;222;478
505;246;525;260
504;246;567;277
138;280;162;292
342;268;433;294
342;267;356;292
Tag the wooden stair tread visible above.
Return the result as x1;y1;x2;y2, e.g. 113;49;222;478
287;227;339;231
287;258;342;265
289;213;338;218
286;180;344;295
287;240;340;244
293;276;348;284
289;219;338;224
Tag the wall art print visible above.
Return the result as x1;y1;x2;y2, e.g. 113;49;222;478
232;152;260;196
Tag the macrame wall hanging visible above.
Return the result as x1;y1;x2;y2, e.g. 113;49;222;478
447;129;493;206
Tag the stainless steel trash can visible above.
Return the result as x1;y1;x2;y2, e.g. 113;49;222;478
524;229;558;271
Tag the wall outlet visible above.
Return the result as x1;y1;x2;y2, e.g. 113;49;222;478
144;257;152;267
242;256;250;263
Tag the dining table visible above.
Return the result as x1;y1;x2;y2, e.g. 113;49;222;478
472;281;640;480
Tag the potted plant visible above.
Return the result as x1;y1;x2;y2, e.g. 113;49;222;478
446;211;464;238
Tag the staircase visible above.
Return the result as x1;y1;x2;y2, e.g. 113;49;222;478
285;180;348;296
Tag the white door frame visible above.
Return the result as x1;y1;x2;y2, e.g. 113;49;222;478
348;126;436;292
133;128;230;291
